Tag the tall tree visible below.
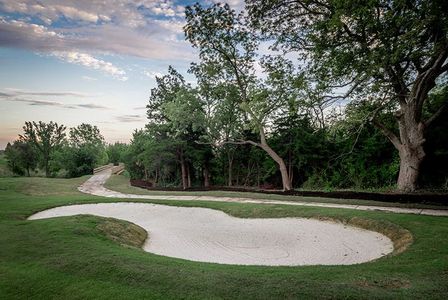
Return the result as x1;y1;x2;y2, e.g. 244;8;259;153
20;121;66;177
69;123;105;149
248;0;448;191
147;67;207;189
185;3;301;190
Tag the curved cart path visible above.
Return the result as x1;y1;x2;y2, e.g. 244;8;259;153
78;168;448;217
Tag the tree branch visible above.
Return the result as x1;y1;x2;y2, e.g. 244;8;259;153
424;102;448;128
372;119;402;150
220;139;260;147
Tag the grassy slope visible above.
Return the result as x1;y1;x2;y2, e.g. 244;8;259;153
0;176;447;299
105;174;448;210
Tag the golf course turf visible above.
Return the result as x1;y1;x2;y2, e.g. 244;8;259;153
0;176;447;299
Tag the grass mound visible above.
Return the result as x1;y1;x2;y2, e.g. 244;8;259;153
96;218;147;249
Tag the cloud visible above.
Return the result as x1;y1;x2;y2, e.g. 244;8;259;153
0;89;111;110
76;103;109;109
114;114;145;122
8;97;65;107
0;1;196;62
52;51;128;81
3;88;92;97
82;75;97;81
143;70;163;79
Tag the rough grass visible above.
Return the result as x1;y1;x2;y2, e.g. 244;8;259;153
105;174;448;209
96;218;147;249
0;176;447;299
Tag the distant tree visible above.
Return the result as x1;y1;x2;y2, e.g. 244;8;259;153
69;123;105;148
107;142;128;165
20;121;66;177
65;123;107;177
248;0;448;191
5;140;38;176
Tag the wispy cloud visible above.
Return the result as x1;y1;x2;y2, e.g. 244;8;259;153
76;103;109;109
0;89;111;110
114;114;145;123
143;70;163;79
52;51;128;81
3;88;92;97
82;75;97;81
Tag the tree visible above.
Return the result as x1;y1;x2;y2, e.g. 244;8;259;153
20;121;66;177
69;123;105;149
64;123;107;177
248;0;448;191
147;67;209;189
4;140;38;176
107;142;128;165
185;3;303;190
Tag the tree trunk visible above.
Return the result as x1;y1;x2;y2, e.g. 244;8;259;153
179;150;188;190
288;149;293;186
44;159;50;177
374;103;427;192
397;146;424;192
258;128;292;191
227;151;233;186
395;108;426;192
203;165;210;187
187;164;191;188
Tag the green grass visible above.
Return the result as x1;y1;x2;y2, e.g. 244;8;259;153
105;174;448;210
1;176;448;299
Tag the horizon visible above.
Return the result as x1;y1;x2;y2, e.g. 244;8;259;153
0;0;245;150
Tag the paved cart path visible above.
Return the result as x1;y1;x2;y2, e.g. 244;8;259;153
77;168;448;217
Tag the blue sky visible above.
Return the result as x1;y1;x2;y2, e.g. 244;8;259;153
0;0;244;149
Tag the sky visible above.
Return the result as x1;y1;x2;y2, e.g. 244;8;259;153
0;0;244;149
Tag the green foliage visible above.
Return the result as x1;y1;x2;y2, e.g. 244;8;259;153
19;121;66;177
107;142;128;165
5;122;109;179
4;140;38;176
63;123;107;177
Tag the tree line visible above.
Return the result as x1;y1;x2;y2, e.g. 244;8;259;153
126;1;447;192
4;121;127;178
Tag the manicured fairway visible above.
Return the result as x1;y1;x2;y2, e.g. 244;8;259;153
0;176;447;299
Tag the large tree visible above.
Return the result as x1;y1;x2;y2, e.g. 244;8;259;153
248;0;448;191
185;3;302;190
147;67;208;189
20;121;66;177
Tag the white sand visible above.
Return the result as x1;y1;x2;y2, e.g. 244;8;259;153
29;202;393;266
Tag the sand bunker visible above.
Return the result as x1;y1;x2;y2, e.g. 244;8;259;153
29;202;393;266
